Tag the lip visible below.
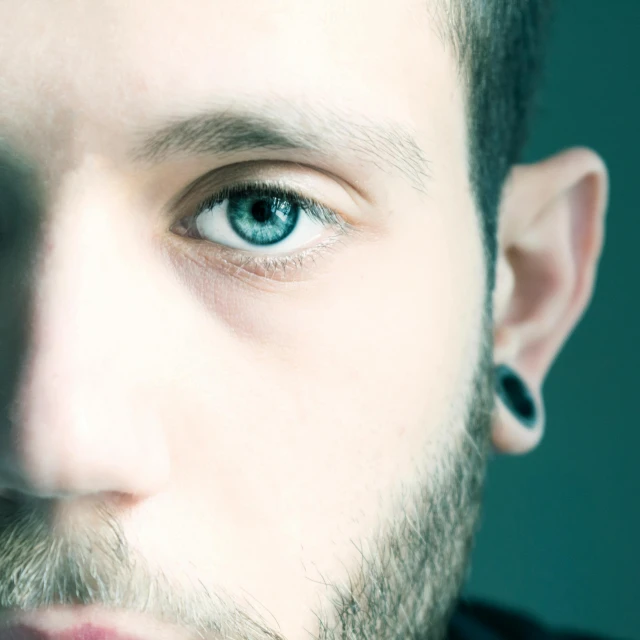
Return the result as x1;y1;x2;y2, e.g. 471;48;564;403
0;624;144;640
0;609;182;640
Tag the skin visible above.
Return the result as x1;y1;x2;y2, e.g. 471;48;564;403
0;1;608;639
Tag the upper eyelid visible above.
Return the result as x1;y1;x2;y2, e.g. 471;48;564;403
167;159;366;218
199;181;335;214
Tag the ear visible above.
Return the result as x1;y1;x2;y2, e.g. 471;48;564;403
491;147;609;455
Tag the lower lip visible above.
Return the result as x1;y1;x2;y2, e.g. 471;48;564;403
0;624;140;640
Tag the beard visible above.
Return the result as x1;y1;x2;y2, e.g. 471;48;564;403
311;302;495;640
0;303;495;640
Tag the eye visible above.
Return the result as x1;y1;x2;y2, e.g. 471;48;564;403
173;180;349;255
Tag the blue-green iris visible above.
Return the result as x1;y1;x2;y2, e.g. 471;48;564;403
228;195;299;246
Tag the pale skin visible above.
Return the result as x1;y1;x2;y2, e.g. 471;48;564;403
0;1;608;640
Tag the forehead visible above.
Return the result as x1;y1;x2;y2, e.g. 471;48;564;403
0;0;457;171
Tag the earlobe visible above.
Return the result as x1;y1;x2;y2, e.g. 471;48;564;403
491;147;609;455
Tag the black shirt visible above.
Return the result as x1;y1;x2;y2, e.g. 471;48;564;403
447;598;629;639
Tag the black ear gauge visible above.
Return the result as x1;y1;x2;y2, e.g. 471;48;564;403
494;364;538;429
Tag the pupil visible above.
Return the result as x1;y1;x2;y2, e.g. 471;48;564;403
251;200;271;223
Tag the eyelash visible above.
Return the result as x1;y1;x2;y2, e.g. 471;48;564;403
175;179;353;277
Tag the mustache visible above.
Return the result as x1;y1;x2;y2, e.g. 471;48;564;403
0;498;283;640
0;497;153;610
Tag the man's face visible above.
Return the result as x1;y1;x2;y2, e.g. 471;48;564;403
0;1;494;639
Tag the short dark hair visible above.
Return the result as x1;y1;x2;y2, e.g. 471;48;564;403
435;1;554;293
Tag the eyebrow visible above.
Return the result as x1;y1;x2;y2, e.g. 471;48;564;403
128;97;431;196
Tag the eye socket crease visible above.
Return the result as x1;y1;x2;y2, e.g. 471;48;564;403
127;95;432;200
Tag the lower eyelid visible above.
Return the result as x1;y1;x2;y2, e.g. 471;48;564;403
189;234;347;283
225;233;344;269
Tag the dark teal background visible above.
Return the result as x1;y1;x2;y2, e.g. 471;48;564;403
464;2;639;639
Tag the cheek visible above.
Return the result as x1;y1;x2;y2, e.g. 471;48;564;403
140;185;485;623
173;191;483;538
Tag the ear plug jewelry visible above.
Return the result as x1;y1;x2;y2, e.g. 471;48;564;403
494;364;538;428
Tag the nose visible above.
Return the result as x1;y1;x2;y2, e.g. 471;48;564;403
0;149;171;502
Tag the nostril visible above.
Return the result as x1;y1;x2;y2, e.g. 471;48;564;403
0;489;34;520
0;488;21;505
0;491;18;518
